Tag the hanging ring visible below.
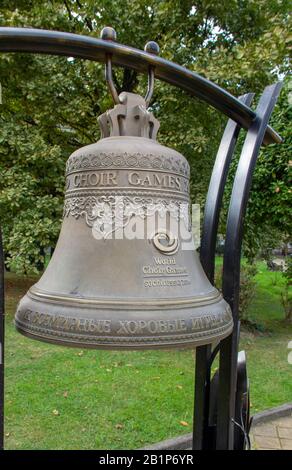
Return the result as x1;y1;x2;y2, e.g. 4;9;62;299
144;41;159;107
144;66;155;107
100;27;120;105
101;28;160;108
105;57;156;108
105;54;120;105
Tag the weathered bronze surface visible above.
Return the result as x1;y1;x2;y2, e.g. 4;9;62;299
15;92;233;349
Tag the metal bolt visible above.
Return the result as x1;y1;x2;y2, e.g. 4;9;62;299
144;41;160;55
100;27;117;41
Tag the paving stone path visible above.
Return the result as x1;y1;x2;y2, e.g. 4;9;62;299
251;413;292;450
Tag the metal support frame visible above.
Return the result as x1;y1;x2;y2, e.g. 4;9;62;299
0;27;282;451
216;83;282;449
193;93;254;450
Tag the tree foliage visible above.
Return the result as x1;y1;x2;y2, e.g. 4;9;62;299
0;1;290;271
243;79;292;260
222;78;292;262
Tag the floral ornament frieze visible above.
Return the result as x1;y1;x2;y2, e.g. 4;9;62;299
65;151;190;178
63;195;192;239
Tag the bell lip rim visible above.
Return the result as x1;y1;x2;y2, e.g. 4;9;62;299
27;285;224;309
14;319;234;351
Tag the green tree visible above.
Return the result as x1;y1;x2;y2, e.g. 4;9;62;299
222;78;292;263
244;78;292;261
0;1;290;271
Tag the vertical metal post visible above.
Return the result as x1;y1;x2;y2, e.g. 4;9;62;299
193;94;253;450
0;228;4;450
193;344;211;449
216;83;282;449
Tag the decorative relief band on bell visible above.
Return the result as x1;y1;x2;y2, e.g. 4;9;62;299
65;151;190;178
15;305;233;349
65;169;190;194
63;195;192;231
15;319;234;349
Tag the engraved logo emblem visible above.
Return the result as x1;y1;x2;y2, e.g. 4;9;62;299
152;230;179;255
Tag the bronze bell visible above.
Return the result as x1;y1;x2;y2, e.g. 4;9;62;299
15;91;233;349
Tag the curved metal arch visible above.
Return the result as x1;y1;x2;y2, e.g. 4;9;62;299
0;27;280;145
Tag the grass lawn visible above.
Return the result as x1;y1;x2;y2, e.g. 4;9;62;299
3;261;292;449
